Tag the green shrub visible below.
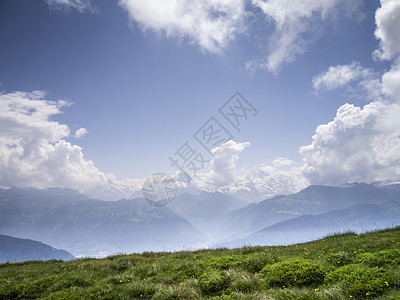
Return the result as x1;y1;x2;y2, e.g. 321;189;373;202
355;249;400;267
198;269;229;295
325;251;355;266
240;253;275;273
260;258;325;288
324;264;398;298
208;255;242;270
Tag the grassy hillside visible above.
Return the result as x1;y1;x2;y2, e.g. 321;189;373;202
1;227;400;299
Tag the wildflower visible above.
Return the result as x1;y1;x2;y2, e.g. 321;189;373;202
385;281;389;286
315;288;319;291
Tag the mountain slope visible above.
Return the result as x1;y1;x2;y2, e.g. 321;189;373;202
227;200;400;247
0;234;75;263
226;183;400;235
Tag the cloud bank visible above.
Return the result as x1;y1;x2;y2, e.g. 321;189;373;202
0;91;141;200
300;102;400;185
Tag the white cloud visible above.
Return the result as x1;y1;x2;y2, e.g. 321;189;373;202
312;62;374;91
193;140;250;190
119;0;247;53
374;0;400;60
187;141;308;199
382;63;400;101
301;0;400;187
45;0;95;13
74;128;88;139
0;91;140;200
248;0;362;73
300;101;400;185
311;61;382;101
243;159;308;198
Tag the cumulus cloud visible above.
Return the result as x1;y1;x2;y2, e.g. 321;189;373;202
74;128;88;138
300;102;400;185
187;142;308;199
45;0;95;13
374;0;400;60
312;62;374;91
382;63;400;101
119;0;247;53
311;61;382;100
0;91;140;200
193;140;250;190
301;0;400;187
247;0;362;73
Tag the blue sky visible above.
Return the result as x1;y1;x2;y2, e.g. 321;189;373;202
1;0;399;200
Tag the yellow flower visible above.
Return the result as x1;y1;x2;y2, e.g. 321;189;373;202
315;288;319;291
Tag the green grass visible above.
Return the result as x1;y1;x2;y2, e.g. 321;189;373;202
1;227;400;299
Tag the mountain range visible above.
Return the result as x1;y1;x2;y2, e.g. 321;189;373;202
0;187;206;257
1;182;400;259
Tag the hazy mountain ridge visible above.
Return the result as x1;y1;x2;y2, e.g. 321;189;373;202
0;234;75;263
1;182;400;256
225;182;400;236
224;200;400;247
0;188;206;257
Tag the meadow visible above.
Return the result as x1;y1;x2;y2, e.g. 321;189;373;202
1;227;400;299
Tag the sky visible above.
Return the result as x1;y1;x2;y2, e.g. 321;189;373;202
0;0;399;200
